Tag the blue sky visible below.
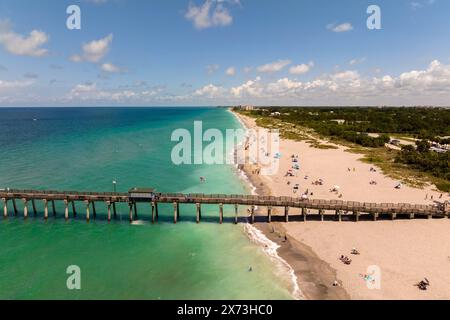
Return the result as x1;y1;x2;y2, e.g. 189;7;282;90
0;0;449;106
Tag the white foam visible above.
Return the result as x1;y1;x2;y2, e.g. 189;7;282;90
244;223;304;300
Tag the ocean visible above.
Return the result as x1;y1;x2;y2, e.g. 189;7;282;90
0;107;293;299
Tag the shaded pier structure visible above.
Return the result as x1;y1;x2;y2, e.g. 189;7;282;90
0;188;448;223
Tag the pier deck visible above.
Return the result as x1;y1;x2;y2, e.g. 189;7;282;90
1;188;448;223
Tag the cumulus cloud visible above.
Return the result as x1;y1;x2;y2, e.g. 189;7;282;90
182;60;450;105
231;77;263;97
185;0;234;30
194;84;224;97
101;62;126;73
0;20;49;57
257;59;291;73
327;22;354;33
225;66;236;76
70;34;113;63
289;62;314;75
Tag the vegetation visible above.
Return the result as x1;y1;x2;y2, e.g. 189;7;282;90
234;107;450;191
396;140;450;190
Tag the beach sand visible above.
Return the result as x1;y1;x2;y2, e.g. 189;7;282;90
234;111;450;300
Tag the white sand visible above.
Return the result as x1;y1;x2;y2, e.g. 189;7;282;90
236;112;450;300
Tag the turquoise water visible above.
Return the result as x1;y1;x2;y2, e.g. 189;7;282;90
0;107;292;300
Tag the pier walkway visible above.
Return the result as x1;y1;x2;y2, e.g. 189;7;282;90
0;188;448;223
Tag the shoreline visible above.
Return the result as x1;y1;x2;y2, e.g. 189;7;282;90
230;109;350;300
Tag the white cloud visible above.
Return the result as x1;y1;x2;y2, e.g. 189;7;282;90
349;57;367;65
225;66;236;76
257;59;291;73
185;0;234;30
71;34;113;63
101;63;126;73
224;60;450;104
0;20;49;57
194;84;224;97
327;23;354;33
230;77;263;97
289;61;314;75
411;0;435;9
0;79;34;89
9;60;450;106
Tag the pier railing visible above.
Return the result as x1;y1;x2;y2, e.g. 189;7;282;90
0;188;448;223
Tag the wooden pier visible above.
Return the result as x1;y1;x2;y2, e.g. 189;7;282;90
0;188;448;223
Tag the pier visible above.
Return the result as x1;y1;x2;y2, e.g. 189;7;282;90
0;188;448;223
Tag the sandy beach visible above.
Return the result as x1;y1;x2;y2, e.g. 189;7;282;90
234;111;450;300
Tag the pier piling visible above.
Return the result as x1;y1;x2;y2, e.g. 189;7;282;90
133;202;138;219
319;209;324;222
2;198;7;217
173;202;178;224
106;201;111;222
353;211;360;222
22;199;28;219
72;201;77;217
267;206;272;223
64;200;69;220
32;199;37;215
151;202;156;223
51;200;56;216
113;202;117;219
92;202;97;219
285;206;289;222
12;199;17;216
196;203;201;224
219;203;223;224
373;212;379;221
129;203;133;223
302;208;307;222
250;206;255;224
85;200;90;222
43;199;48;220
234;204;239;224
